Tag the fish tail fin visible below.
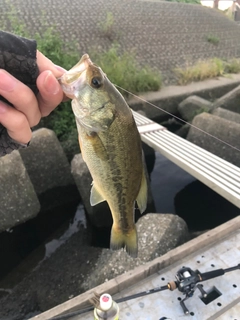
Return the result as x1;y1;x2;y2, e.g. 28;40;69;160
110;224;138;258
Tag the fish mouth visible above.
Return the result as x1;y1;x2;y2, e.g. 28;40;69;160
58;54;93;99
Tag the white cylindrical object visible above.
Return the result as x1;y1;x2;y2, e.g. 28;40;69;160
94;293;119;320
100;294;112;311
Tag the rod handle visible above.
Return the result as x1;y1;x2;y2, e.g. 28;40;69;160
200;269;225;281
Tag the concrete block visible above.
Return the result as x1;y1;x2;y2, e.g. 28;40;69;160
19;128;80;211
0;151;40;232
80;214;189;292
212;107;240;124
187;113;240;167
212;84;240;114
178;95;212;122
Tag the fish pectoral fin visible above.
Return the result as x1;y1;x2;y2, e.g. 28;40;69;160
136;167;148;214
90;183;106;206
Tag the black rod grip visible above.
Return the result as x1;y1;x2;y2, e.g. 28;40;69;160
200;269;225;281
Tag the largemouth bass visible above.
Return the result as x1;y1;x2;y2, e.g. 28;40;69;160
59;54;148;257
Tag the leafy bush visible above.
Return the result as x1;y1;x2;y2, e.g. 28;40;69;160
91;44;161;96
32;29;79;159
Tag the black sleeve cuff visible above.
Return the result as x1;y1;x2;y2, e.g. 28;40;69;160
0;124;30;157
0;31;39;97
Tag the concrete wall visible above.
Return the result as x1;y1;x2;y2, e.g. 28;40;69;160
2;0;240;84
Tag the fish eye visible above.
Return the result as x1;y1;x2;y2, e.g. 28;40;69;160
91;77;101;88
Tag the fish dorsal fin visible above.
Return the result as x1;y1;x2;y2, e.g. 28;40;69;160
136;166;148;214
90;183;106;206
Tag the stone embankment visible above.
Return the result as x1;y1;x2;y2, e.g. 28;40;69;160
3;0;240;84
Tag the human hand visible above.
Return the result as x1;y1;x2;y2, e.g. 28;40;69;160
0;50;66;146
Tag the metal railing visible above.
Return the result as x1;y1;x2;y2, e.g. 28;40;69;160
133;110;240;208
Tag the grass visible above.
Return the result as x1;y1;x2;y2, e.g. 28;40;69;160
98;12;115;40
175;58;240;85
224;59;240;74
206;34;220;46
175;58;224;85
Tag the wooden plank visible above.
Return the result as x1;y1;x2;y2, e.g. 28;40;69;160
29;216;240;320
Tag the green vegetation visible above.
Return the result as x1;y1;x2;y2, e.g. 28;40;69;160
92;44;161;96
98;12;115;40
175;58;240;85
224;59;240;74
165;0;201;4
206;34;220;46
193;106;211;118
1;9;161;159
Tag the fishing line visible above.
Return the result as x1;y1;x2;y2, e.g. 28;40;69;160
114;84;240;154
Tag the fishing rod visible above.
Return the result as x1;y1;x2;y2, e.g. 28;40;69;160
49;263;240;319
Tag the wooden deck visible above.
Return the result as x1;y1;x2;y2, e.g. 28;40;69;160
29;216;240;320
133;110;240;208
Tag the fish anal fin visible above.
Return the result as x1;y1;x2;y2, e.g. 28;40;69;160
110;224;138;258
136;167;148;214
90;183;106;206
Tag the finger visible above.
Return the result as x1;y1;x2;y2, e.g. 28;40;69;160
36;70;65;117
0;70;41;127
0;101;31;144
37;50;66;77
